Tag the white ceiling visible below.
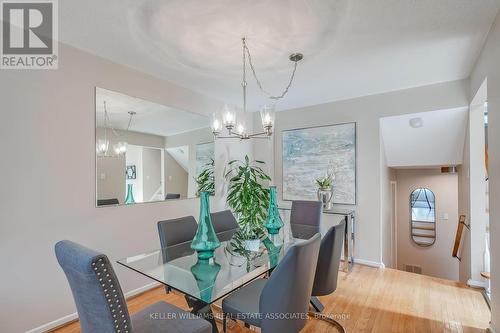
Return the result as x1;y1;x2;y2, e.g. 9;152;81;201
61;0;500;111
95;87;209;137
380;107;468;168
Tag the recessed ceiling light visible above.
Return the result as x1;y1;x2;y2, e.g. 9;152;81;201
409;117;423;128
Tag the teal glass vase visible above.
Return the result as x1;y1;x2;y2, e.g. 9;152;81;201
191;192;221;260
190;259;221;303
264;186;284;235
124;184;135;204
263;235;283;269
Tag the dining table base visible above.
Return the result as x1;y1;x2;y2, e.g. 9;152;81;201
189;297;220;333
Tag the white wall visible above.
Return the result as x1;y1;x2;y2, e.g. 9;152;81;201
254;79;469;265
142;147;163;201
0;42;255;332
380;108;468;168
164;152;189;198
468;97;489;283
164;128;213;198
125;145;144;202
469;9;500;331
395;169;459;280
457;133;471;283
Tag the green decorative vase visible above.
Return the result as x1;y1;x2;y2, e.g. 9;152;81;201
264;186;284;235
190;259;221;303
263;235;283;269
191;192;221;260
124;184;135;204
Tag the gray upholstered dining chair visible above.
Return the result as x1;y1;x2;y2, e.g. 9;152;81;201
221;233;321;333
55;240;211;333
310;222;346;333
290;200;323;238
157;216;198;293
210;210;239;242
157;215;198;248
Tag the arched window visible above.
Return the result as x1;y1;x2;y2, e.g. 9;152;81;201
410;188;436;246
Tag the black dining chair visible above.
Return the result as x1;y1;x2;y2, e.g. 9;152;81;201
55;240;211;333
221;233;321;333
157;216;198;249
165;193;181;200
97;198;119;206
309;222;346;332
210;210;240;241
290;200;323;238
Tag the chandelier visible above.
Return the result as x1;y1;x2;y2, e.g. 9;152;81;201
96;101;136;157
211;37;303;140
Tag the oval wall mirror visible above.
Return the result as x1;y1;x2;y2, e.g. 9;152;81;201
410;188;436;246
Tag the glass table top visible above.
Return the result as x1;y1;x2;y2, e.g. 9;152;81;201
117;232;306;305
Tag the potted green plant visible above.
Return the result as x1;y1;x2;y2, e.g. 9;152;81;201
315;173;335;209
195;159;215;196
225;155;271;251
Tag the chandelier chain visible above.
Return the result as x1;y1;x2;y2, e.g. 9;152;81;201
242;38;299;101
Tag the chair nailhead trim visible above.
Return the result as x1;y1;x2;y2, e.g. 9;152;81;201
91;256;131;333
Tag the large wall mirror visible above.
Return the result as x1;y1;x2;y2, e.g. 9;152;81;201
95;87;214;207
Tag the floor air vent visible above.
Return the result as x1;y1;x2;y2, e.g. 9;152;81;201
404;264;422;274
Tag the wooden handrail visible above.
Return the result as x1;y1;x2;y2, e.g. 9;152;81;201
452;215;469;261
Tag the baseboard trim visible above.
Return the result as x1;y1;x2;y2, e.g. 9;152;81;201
467;279;487;289
354;258;385;268
26;281;160;333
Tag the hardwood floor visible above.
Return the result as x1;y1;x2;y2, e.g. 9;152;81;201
51;265;490;333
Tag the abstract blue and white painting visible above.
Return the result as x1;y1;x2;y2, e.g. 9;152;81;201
282;123;356;205
195;142;214;175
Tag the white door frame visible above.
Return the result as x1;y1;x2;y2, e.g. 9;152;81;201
391;180;398;269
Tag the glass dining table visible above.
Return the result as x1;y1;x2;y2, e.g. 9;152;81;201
117;227;317;333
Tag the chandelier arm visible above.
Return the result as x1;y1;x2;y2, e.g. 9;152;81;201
214;136;244;139
243;40;299;100
247;132;271;138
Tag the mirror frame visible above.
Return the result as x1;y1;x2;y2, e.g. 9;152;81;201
409;187;436;247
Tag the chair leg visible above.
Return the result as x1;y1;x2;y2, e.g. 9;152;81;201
310;296;325;312
308;311;346;333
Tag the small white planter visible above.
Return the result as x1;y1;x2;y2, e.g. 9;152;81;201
244;239;261;252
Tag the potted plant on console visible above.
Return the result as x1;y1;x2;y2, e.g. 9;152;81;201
315;173;335;210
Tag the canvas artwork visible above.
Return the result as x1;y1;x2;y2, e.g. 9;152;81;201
282;123;356;205
195;142;215;175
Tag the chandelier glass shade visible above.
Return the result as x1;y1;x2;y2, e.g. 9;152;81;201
96;138;109;156
113;141;128;156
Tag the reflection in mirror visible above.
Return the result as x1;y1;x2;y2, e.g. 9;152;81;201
410;188;436;246
95;87;214;207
